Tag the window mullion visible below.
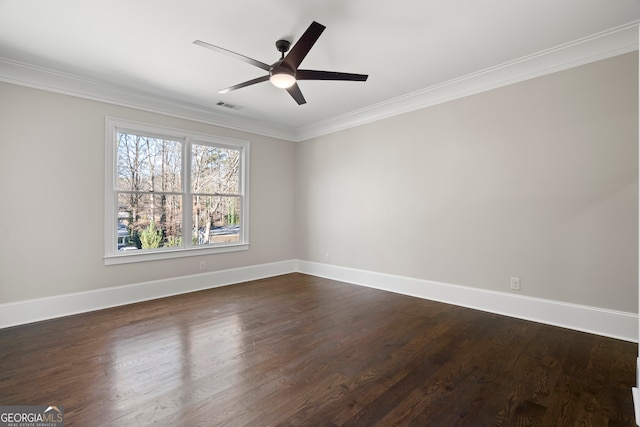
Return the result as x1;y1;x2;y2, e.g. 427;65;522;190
183;138;193;249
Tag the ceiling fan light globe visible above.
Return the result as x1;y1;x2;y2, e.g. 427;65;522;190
270;73;296;89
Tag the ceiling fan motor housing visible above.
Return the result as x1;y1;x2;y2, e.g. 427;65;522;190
272;40;296;84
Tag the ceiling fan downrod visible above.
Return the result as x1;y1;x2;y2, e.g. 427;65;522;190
275;39;291;59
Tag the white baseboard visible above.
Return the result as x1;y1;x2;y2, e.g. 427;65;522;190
296;260;639;343
1;259;637;343
0;260;296;329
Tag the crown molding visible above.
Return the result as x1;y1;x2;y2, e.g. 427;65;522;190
0;58;297;141
294;21;640;142
1;21;637;143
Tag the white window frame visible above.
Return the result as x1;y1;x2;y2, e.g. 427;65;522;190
104;117;249;265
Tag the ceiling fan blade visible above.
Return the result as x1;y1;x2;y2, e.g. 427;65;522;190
218;75;270;94
296;70;368;82
193;40;271;71
282;21;325;70
286;83;306;105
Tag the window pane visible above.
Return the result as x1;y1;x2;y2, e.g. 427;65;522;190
117;193;183;250
191;144;240;194
117;132;182;192
193;195;241;246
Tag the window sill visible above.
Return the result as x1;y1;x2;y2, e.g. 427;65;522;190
104;243;249;265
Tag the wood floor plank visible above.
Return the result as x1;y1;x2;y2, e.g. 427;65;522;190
0;273;636;426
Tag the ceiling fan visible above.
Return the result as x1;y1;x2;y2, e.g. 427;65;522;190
193;21;368;105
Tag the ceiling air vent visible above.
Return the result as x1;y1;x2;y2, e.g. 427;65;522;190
216;101;243;111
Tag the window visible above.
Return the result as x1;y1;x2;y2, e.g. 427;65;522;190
104;118;249;264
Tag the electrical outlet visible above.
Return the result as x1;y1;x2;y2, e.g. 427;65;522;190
324;253;330;262
510;277;521;291
199;261;206;271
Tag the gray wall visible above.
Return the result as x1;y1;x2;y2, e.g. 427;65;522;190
296;52;639;313
1;52;637;315
0;83;297;303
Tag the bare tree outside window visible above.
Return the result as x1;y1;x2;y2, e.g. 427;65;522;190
192;144;241;246
116;133;183;250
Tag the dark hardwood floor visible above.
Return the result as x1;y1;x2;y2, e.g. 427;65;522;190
0;273;636;426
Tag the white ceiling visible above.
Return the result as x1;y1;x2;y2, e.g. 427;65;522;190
0;1;639;141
